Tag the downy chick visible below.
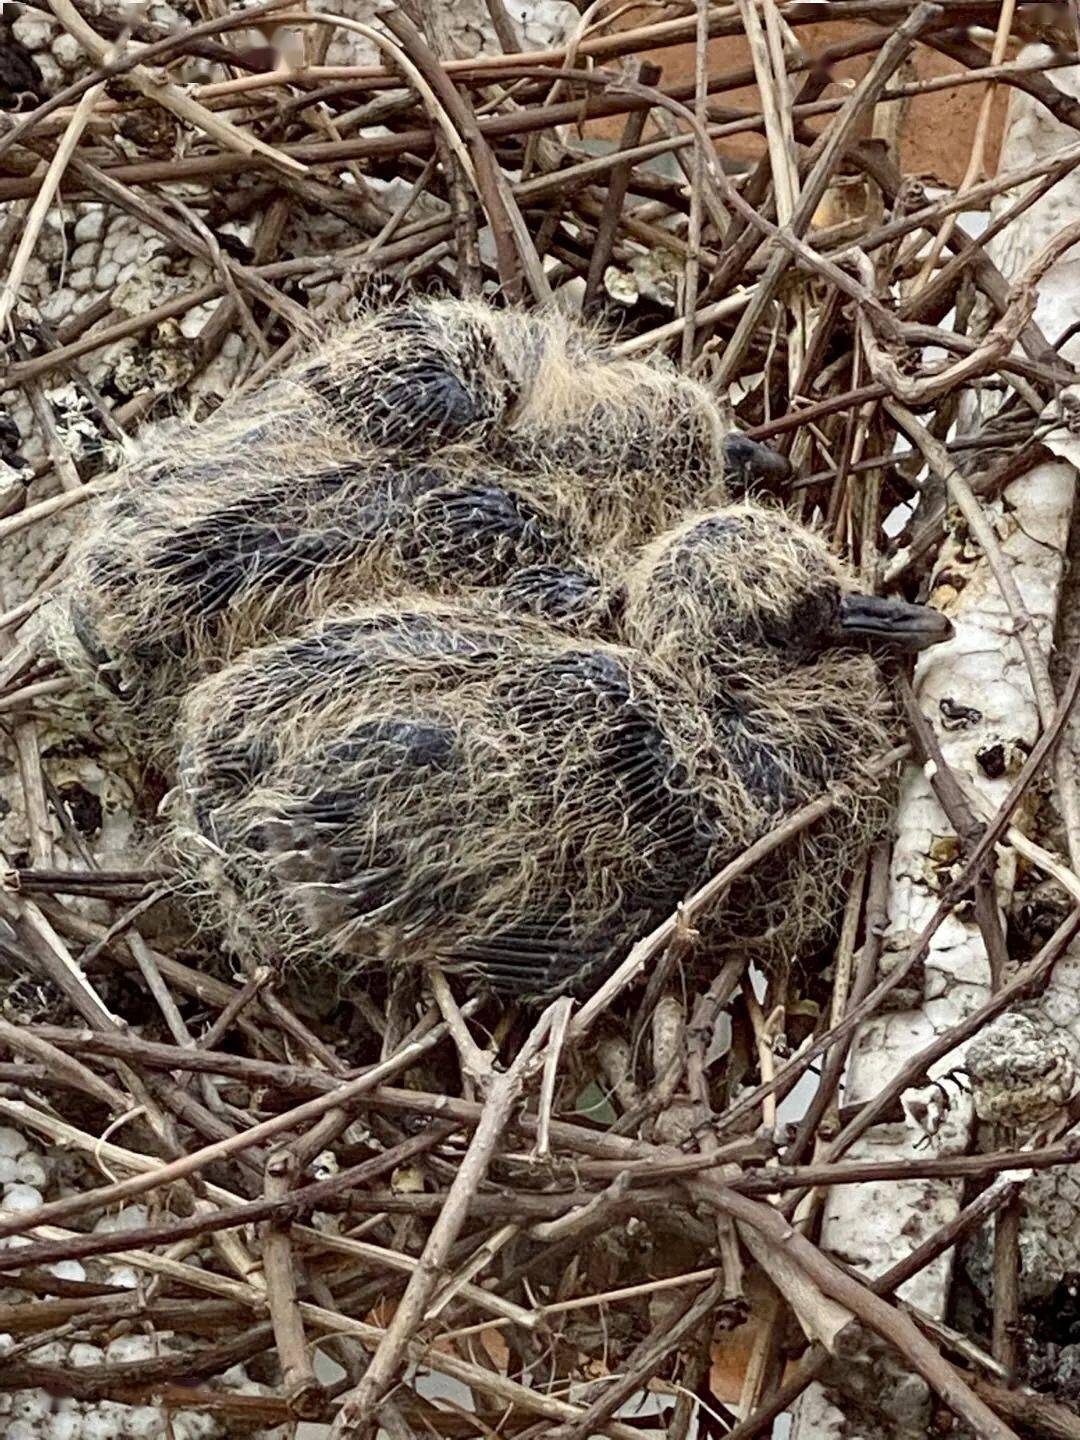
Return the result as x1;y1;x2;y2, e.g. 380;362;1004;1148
171;503;949;998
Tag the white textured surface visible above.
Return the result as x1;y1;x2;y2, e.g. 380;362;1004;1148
793;54;1080;1438
964;58;1080;1304
0;1151;238;1439
303;0;577;63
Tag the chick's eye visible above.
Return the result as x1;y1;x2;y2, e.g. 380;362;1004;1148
813;584;843;633
760;583;840;654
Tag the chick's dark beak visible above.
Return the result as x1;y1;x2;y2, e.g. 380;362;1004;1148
837;593;953;652
722;433;791;486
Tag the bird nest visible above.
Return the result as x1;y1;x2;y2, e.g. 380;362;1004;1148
3;3;1080;1439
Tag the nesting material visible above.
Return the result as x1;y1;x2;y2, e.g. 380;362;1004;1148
47;298;754;745
7;3;1079;1433
172;505;901;999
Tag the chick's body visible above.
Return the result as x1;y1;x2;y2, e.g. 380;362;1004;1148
173;506;905;998
63;445;609;731
296;297;734;495
52;299;743;739
175;606;758;998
